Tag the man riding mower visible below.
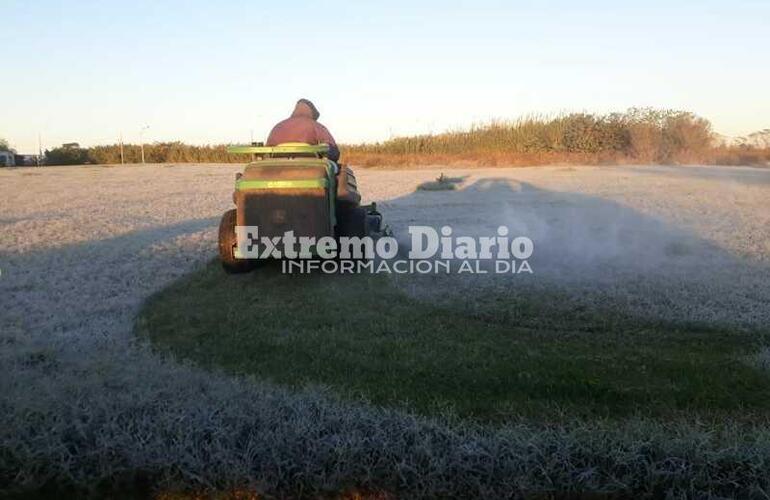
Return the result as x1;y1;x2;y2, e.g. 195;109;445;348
217;100;385;272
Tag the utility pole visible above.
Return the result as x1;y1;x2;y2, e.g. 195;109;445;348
37;132;42;166
140;125;149;164
119;133;124;165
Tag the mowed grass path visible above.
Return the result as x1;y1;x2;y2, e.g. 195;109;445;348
137;261;770;421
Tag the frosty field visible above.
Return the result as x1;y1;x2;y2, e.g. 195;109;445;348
1;163;770;497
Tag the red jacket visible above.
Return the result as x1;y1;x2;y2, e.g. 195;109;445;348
266;99;340;162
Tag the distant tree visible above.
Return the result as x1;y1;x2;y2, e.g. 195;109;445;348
45;145;91;165
0;138;12;152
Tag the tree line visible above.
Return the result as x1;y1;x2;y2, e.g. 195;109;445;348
35;108;770;166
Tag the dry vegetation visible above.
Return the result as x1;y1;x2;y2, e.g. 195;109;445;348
40;108;770;167
50;142;244;165
344;108;769;167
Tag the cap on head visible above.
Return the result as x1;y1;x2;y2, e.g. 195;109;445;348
296;98;320;120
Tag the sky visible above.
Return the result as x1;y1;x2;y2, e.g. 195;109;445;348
3;0;769;153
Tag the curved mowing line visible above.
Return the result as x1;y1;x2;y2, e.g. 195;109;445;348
137;261;770;422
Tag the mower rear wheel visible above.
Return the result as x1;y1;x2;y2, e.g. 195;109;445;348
218;209;252;274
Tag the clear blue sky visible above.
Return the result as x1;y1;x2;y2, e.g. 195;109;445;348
3;0;769;153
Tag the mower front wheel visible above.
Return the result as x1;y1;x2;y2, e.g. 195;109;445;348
218;209;252;273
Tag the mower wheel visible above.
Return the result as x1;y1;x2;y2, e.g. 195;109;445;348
218;209;252;273
336;206;368;238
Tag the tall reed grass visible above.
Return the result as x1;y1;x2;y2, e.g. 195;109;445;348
344;108;722;166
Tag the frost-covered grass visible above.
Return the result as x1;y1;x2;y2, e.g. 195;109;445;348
2;164;770;497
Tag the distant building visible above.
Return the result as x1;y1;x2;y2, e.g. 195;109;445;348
0;151;15;167
15;154;41;166
62;142;80;149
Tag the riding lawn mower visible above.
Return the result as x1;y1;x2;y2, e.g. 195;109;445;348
218;143;386;273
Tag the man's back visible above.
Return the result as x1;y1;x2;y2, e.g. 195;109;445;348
266;99;340;162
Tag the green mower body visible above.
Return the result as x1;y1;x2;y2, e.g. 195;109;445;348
218;143;384;272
